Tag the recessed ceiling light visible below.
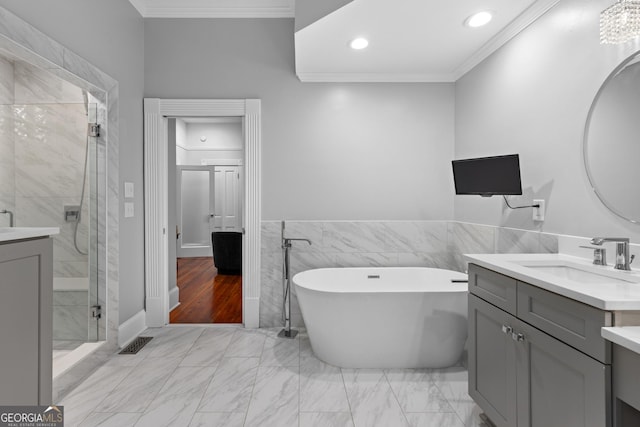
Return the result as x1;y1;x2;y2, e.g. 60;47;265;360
465;11;493;28
350;37;369;50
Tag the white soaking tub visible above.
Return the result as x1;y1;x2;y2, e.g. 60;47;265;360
294;267;468;369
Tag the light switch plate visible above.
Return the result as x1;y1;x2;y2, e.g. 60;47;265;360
124;202;134;218
124;182;134;198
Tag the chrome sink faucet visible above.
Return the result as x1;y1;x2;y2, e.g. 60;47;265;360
590;237;635;271
0;209;13;227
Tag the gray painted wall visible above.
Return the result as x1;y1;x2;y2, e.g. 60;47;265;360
144;18;456;221
5;0;638;331
455;0;640;243
0;0;146;324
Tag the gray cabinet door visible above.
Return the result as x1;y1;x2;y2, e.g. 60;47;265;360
469;294;518;427
0;238;53;405
515;319;611;427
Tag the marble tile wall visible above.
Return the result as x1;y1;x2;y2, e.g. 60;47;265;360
53;290;88;341
0;55;90;278
259;220;559;328
0;56;14;227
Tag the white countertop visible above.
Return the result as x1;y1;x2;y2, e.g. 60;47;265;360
465;253;640;311
602;327;640;354
0;227;60;242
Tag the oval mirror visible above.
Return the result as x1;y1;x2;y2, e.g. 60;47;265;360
584;51;640;224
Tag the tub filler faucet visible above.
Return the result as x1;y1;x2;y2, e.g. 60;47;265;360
279;221;312;339
0;209;13;227
590;237;635;271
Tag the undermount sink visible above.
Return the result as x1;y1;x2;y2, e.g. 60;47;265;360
514;260;640;285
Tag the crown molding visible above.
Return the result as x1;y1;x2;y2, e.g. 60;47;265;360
128;0;147;16
130;0;295;18
452;0;561;80
296;71;455;83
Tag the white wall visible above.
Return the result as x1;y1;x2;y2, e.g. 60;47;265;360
184;121;243;150
455;0;640;243
144;18;456;221
0;0;146;324
177;120;244;166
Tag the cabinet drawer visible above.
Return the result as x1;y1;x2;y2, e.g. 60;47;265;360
517;282;612;363
468;264;517;315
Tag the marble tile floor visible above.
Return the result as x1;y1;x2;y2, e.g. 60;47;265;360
59;326;488;427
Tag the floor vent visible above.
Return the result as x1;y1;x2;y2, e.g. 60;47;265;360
119;336;152;355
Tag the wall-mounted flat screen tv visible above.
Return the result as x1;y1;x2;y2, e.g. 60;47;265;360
452;154;522;196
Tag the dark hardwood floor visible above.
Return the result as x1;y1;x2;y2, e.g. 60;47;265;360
170;257;242;324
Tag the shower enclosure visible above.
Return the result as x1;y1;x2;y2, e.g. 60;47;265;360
0;51;105;370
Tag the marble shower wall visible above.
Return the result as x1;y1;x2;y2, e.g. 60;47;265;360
0;56;15;227
259;220;559;328
0;55;90;278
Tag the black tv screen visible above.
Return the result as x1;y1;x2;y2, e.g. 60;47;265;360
452;154;522;196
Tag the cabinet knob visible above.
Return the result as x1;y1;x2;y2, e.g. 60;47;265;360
501;325;513;335
512;332;525;342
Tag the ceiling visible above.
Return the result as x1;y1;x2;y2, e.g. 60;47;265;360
129;0;560;82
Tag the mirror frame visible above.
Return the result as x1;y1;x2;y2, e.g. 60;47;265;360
583;50;640;225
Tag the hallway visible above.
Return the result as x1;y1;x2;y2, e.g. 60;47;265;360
170;257;242;324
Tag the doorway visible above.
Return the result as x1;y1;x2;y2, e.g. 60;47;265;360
170;118;244;324
143;98;261;329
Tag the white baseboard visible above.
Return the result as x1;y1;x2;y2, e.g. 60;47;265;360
118;309;147;348
145;296;166;327
169;286;180;311
245;297;260;328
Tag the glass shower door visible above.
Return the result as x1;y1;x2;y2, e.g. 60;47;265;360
87;100;103;342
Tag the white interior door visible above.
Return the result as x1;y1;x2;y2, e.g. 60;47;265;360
213;166;242;232
177;166;215;257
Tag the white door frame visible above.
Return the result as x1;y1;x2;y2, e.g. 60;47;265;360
144;98;261;328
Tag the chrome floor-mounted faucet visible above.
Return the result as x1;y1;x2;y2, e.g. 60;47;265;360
590;237;635;271
0;209;13;227
279;221;312;339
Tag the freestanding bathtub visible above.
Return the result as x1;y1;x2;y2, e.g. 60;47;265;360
293;267;468;369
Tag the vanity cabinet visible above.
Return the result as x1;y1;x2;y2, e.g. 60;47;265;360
612;344;640;427
468;263;611;427
0;237;53;405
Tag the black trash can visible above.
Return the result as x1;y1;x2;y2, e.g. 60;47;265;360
211;231;242;275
